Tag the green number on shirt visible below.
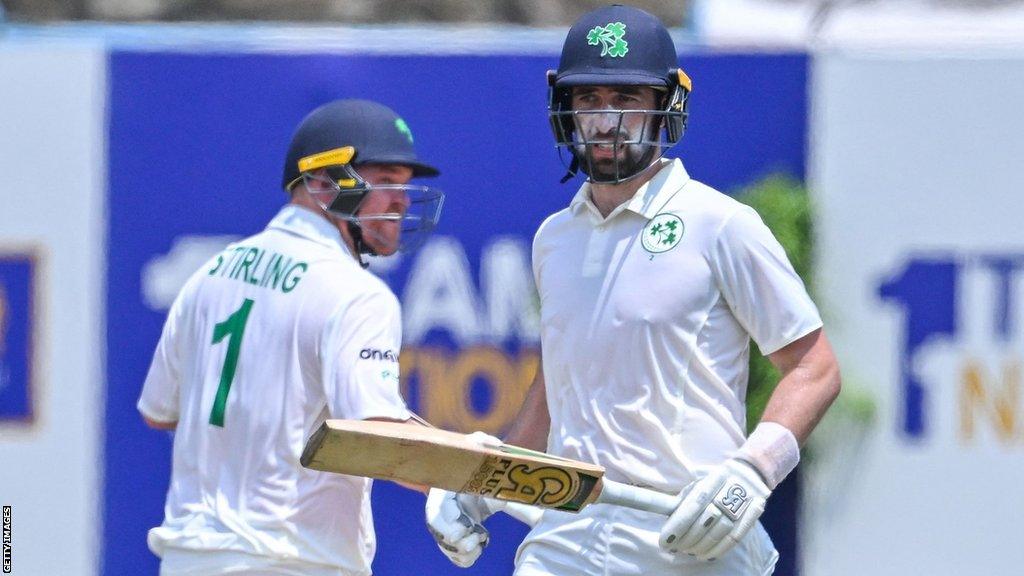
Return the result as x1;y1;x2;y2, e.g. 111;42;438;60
209;298;254;427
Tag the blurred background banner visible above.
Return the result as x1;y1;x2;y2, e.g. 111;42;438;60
2;2;1024;576
808;49;1024;576
0;42;106;576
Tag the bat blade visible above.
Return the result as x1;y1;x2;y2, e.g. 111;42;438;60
301;419;605;512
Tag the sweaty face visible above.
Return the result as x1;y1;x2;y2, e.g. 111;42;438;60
351;164;414;257
570;85;662;182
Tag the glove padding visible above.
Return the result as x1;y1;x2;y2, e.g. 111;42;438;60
659;458;770;562
424;431;505;567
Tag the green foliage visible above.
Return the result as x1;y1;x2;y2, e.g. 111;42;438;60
735;174;814;432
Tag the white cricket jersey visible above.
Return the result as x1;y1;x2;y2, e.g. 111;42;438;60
532;158;822;493
138;205;410;576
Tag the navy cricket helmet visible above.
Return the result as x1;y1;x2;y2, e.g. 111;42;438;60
283;99;439;193
282;99;443;257
548;4;692;183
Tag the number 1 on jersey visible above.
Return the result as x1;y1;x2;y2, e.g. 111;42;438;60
209;298;254;427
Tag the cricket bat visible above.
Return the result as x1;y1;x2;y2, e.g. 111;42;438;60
300;419;680;515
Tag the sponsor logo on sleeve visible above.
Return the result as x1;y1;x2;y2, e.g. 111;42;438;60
359;348;398;363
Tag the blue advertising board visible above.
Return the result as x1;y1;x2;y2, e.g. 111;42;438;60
106;50;807;575
0;251;36;423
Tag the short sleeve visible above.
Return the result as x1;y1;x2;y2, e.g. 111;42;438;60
532;213;555;295
138;290;188;423
710;206;823;355
531;233;543;296
321;289;410;421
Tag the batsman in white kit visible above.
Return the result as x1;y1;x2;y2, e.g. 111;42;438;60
424;5;842;575
138;99;444;576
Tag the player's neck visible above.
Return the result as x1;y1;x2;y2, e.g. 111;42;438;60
336;220;361;260
588;161;661;219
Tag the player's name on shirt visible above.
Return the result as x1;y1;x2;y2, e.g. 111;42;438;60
207;244;308;294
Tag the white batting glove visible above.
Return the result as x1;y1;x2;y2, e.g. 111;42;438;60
425;488;502;567
424;431;505;567
658;458;771;562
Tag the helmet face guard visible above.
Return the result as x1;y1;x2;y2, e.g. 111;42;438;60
339;184;444;255
296;146;444;256
548;71;690;184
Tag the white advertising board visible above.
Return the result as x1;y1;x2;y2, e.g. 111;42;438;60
0;43;105;576
807;50;1024;575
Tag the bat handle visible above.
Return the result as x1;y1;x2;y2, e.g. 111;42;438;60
596;479;680;516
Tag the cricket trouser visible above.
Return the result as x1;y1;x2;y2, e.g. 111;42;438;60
514;504;778;576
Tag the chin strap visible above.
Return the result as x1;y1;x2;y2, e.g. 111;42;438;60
346;222;371;269
559;155;579;184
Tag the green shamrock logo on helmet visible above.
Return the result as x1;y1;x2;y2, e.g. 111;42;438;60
395;118;414;143
586;22;628;58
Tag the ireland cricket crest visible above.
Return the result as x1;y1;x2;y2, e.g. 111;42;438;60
641;213;684;253
586;22;628;58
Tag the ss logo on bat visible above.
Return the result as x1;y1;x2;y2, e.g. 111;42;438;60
498;465;576;507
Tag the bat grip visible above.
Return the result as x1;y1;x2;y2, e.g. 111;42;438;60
596;479;680;516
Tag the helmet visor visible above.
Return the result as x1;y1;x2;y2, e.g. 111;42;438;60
347;184;444;255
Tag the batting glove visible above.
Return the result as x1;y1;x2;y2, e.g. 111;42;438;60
424;431;505;568
658;458;771;562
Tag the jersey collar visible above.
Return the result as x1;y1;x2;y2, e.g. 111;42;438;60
626;158;691;219
569;158;691;223
266;205;354;258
